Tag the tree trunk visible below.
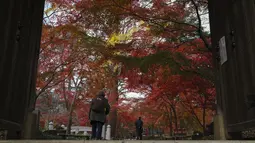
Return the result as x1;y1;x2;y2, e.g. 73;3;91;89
108;78;118;138
66;95;76;134
169;108;173;136
66;114;72;134
170;105;178;129
202;98;207;135
62;81;69;110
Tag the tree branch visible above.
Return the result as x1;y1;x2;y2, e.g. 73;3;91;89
190;0;211;50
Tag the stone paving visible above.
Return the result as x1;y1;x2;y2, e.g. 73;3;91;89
0;141;255;143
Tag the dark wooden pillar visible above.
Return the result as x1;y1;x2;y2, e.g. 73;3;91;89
209;0;255;138
0;0;45;139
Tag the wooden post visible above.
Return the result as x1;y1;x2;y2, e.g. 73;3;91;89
0;0;45;139
209;0;255;139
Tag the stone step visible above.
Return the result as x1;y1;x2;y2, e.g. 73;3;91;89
0;141;254;143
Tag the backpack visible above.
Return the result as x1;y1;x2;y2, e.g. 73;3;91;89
91;97;105;113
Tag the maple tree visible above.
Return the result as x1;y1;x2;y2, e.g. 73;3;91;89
36;0;215;138
37;19;106;130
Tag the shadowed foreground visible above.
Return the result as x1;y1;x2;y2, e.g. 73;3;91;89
0;141;254;143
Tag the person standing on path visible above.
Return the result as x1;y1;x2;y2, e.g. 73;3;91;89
89;91;110;140
135;117;143;140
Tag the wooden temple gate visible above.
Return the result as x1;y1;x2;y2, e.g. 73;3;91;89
1;0;255;139
209;0;255;138
0;0;45;139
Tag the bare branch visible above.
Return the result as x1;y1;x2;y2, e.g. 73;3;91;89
190;0;211;50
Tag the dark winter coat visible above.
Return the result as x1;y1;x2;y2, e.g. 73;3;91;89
89;91;110;123
135;119;143;131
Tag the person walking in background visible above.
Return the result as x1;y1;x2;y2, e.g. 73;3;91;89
89;91;110;140
135;117;143;140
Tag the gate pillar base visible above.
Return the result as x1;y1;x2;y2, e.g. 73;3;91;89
214;114;227;140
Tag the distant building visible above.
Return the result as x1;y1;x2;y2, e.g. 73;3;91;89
62;126;92;135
